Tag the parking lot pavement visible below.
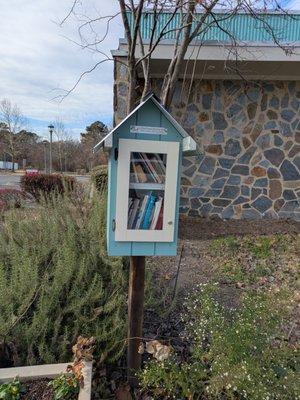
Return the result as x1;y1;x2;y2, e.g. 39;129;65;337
0;174;21;188
0;173;90;188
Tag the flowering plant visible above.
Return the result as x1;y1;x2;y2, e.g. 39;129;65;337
140;283;299;399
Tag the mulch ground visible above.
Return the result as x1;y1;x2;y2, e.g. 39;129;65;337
179;216;300;239
20;379;54;400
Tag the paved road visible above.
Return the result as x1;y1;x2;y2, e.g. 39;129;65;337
0;174;21;188
0;174;90;188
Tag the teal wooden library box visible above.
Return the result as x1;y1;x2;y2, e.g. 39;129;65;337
94;94;197;257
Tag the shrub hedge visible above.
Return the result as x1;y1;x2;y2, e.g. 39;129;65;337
91;165;108;194
20;173;76;200
0;192;127;367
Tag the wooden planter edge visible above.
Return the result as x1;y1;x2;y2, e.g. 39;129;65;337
0;362;93;400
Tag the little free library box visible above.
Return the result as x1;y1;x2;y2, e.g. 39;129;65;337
94;94;197;257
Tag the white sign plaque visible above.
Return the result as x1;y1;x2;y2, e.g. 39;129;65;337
130;125;168;135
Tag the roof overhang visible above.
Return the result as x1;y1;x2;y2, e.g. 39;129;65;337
113;37;300;81
94;93;198;155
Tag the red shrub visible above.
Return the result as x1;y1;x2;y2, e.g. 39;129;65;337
20;173;76;200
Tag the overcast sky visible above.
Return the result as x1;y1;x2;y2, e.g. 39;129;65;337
0;0;121;139
0;0;299;140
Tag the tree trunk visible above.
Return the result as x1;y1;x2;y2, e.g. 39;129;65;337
127;64;137;114
11;153;15;172
160;2;195;108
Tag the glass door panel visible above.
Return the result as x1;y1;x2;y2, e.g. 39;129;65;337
127;152;166;230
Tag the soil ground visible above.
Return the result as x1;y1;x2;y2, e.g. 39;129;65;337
145;217;300;346
179;216;300;239
20;379;54;400
147;217;300;289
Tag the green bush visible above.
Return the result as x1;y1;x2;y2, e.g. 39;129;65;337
0;192;127;367
91;165;108;194
140;284;299;400
49;373;79;400
20;173;76;200
0;379;22;400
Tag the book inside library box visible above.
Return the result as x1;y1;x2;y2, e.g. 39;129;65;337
128;152;166;230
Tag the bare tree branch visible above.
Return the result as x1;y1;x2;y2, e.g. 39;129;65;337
60;0;80;26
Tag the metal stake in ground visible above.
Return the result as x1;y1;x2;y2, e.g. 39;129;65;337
127;255;145;386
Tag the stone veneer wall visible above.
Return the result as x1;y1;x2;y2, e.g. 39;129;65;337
114;62;300;221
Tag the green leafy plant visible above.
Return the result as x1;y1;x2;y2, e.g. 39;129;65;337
0;191;127;366
0;379;22;400
245;236;274;259
210;236;240;256
141;284;299;400
49;373;79;400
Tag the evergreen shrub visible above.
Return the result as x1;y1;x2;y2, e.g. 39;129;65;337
91;165;108;194
20;173;76;200
0;192;127;367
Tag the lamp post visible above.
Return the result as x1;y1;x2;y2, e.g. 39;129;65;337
42;140;48;173
48;125;54;174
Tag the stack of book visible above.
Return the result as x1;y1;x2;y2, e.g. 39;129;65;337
130;152;166;183
128;194;163;230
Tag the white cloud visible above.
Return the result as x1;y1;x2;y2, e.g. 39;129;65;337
287;0;300;8
0;0;122;138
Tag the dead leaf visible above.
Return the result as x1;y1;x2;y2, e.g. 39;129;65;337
145;340;172;361
115;384;133;400
72;336;96;362
138;342;145;354
164;273;173;280
67;361;84;388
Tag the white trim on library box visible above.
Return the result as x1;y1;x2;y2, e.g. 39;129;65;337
94;93;197;155
115;139;179;242
0;362;93;400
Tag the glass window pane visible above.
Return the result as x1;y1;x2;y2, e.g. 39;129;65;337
127;152;166;230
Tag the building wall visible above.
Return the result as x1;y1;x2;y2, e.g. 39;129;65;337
114;61;300;221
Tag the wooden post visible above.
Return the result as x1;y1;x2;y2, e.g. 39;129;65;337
127;255;145;386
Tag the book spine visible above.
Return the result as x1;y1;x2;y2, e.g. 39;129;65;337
140;153;160;183
148;154;166;184
128;198;140;229
155;202;164;230
136;164;148;182
135;195;149;229
150;197;162;229
141;195;156;229
138;153;157;183
131;159;139;182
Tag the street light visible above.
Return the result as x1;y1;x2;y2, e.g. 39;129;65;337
42;140;48;173
48;124;54;174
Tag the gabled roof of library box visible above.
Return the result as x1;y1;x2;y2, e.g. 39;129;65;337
93;93;197;155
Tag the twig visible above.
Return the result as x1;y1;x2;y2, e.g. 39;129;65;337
287;322;296;341
60;0;79;26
